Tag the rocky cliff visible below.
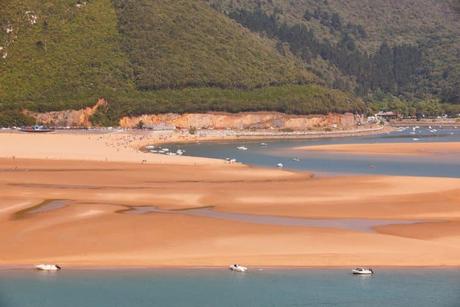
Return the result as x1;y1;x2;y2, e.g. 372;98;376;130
119;112;362;130
24;99;363;130
24;99;108;127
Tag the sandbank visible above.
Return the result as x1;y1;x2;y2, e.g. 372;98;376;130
0;158;459;267
297;142;460;157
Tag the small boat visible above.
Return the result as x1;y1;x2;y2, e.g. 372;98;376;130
352;267;374;275
277;163;284;168
292;158;300;162
20;125;54;133
412;138;420;141
260;143;268;147
35;264;61;271
229;264;247;272
237;146;248;151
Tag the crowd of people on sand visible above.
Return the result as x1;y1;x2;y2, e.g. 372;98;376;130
83;125;387;153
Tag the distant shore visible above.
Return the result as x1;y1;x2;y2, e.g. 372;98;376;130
0;125;389;164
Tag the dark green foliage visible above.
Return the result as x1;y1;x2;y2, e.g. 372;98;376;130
228;9;423;97
91;85;366;125
208;0;460;104
0;110;35;127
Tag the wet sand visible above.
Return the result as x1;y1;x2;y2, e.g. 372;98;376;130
298;142;460;157
1;157;460;267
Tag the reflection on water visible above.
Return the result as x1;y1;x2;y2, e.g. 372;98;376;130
122;206;421;232
163;127;460;178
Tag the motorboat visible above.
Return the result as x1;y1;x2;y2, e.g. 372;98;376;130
352;267;374;275
277;163;284;168
229;264;247;272
260;143;268;146
237;146;248;151
35;264;62;271
292;158;300;162
20;125;54;133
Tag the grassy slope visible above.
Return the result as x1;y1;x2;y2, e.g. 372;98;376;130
113;0;316;90
0;0;131;110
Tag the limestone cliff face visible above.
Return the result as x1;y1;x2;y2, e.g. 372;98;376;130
24;98;107;127
23;99;362;130
119;112;361;130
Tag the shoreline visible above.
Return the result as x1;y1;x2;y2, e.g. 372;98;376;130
1;264;460;271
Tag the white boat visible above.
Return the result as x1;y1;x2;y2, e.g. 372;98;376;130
260;143;268;146
35;264;61;271
229;264;247;272
352;267;374;275
277;163;284;168
292;158;300;162
412;138;420;141
237;146;248;151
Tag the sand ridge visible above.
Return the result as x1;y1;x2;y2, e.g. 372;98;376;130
297;142;460;157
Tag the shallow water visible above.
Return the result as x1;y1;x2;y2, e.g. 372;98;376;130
123;206;421;232
161;127;460;177
0;269;459;307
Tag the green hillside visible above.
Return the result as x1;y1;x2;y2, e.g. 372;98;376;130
0;0;363;126
0;0;130;110
207;0;460;103
112;0;314;90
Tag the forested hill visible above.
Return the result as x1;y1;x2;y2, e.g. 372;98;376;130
0;0;364;126
208;0;460;105
0;0;459;126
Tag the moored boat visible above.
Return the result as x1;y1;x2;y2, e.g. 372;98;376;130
20;125;55;133
35;264;62;271
352;267;374;275
229;264;247;272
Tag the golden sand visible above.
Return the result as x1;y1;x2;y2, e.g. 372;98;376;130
1;132;460;267
297;142;460;157
0;157;460;267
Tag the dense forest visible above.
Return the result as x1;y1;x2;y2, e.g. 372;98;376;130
229;9;423;97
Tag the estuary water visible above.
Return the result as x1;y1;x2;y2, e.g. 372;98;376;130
0;269;459;307
165;127;460;177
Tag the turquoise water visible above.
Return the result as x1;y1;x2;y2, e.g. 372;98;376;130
167;127;460;177
0;269;459;307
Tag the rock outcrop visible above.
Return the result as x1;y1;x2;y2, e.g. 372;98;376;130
119;112;362;131
24;98;107;127
24;99;363;130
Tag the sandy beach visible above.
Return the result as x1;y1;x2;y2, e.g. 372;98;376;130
0;131;460;267
297;142;460;157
